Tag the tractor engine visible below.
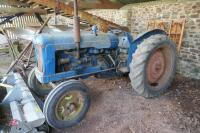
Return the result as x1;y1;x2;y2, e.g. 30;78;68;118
33;30;131;83
55;46;116;73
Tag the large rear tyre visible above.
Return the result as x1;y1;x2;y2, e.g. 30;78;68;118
43;80;90;129
129;34;176;98
28;68;52;97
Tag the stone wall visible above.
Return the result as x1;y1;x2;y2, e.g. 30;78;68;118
48;15;73;26
88;0;200;79
87;9;131;28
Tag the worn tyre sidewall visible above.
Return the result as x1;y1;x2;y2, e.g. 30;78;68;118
129;34;177;98
144;39;176;96
44;81;90;129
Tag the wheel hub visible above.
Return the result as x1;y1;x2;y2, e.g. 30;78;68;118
55;91;84;121
147;50;165;84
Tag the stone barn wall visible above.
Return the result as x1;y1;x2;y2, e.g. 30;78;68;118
88;0;200;79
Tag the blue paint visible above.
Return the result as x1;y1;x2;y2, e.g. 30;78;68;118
33;29;167;84
91;25;98;36
35;66;101;83
127;29;167;66
33;31;119;49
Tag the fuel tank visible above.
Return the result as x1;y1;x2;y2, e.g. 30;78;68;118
33;30;119;50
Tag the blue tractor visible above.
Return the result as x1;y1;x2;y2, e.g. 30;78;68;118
27;0;176;129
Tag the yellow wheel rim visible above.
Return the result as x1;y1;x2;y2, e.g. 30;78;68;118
55;90;84;121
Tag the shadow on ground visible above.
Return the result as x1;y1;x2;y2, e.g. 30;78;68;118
0;53;199;133
53;75;200;133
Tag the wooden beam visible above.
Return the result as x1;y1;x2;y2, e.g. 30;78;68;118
68;0;123;9
0;7;47;14
98;0;124;8
0;12;41;17
29;0;129;32
0;0;29;7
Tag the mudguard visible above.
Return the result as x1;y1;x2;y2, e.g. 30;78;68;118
127;29;167;66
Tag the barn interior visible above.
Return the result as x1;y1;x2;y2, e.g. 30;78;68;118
0;0;199;133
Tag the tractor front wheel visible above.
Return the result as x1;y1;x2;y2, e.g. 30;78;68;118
129;34;176;98
43;80;90;129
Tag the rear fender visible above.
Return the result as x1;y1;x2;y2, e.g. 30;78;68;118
127;29;167;68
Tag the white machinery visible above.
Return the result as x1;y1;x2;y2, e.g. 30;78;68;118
0;73;48;133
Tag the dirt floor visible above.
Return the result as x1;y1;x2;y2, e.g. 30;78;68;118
0;54;200;133
52;75;200;133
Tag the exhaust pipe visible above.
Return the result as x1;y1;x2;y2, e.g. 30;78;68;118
73;0;81;59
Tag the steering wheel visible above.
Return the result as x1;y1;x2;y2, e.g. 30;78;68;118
108;26;124;35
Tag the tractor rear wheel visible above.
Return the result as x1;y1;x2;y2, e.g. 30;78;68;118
129;34;176;98
28;68;53;97
43;80;90;129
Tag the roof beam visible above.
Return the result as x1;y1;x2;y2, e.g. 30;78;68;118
29;0;129;32
0;7;47;14
0;0;29;7
68;0;123;10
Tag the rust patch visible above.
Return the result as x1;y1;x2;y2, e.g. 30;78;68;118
147;50;165;84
